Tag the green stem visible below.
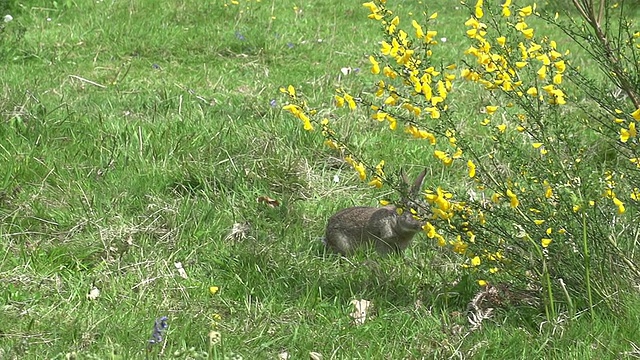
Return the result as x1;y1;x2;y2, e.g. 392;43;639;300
528;236;555;321
582;210;595;321
543;256;556;321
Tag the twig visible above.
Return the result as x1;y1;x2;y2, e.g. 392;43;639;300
68;75;107;88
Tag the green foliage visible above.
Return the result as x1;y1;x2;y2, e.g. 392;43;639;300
283;0;640;329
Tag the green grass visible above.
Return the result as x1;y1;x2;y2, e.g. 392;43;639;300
1;0;640;359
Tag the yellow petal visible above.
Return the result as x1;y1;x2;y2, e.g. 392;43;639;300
467;160;476;178
471;256;481;266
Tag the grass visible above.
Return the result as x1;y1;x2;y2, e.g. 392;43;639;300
1;0;640;359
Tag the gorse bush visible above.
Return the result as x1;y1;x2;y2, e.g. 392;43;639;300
282;0;640;320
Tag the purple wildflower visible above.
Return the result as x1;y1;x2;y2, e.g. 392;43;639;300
148;316;169;345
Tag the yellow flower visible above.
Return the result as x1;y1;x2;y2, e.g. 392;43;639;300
541;238;552;248
632;108;640;120
496;124;507;133
478;210;486;225
386;114;397;130
412;20;424;39
302;117;313;131
425;106;441;119
368;177;383;188
283;104;314;131
362;2;378;13
485;105;499;115
383;66;397;79
354;162;366;181
381;41;392;55
335;95;345;107
478;279;488;286
613;197;625;214
435;233;446;247
406;125;437;144
282;104;298;113
344;93;357;110
550;89;566;105
496;36;506;46
434;150;453;166
467;160;476;178
324;139;340;150
383;95;397;106
209;286;220;295
363;2;382;20
374;160;385;175
279;84;296;98
537;65;547;79
553;73;562;85
423;222;437;238
387;16;400;34
620;122;637;142
369;55;380;75
425;30;438;43
471;256;481;266
475;0;484;18
534;219;545;225
521;28;534;39
451;237;468;254
506;189;519;208
502;5;511;17
372;112;386;121
518;5;533;17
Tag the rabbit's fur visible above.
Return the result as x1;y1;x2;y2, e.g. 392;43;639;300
324;169;428;256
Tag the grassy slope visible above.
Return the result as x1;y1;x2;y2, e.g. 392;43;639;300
1;0;639;358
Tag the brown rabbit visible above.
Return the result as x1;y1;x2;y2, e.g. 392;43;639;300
323;169;428;256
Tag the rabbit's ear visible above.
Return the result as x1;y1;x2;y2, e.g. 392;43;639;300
409;168;427;196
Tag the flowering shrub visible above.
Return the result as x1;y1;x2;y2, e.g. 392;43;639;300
282;0;640;319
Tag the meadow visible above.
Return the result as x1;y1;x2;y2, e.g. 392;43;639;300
1;0;640;359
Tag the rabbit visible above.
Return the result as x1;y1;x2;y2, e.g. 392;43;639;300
323;169;428;256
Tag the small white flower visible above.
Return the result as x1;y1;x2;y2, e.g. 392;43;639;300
333;174;340;183
86;286;100;300
46;17;51;22
4;14;13;23
440;37;447;43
